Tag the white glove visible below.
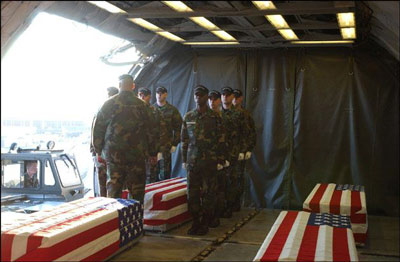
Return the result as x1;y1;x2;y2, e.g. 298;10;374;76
245;151;252;160
182;163;187;169
224;160;230;167
217;164;224;171
170;146;177;153
238;153;245;161
157;152;163;161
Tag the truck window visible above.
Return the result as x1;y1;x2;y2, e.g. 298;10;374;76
55;158;81;187
44;160;55;186
1;160;41;188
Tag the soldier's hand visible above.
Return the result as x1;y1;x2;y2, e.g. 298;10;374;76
170;146;177;153
217;164;224;171
224;160;230;167
157;152;163;161
238;153;245;161
97;154;106;164
182;163;187;169
245;151;252;160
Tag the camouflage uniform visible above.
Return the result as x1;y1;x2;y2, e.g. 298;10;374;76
90;117;107;197
221;106;246;214
234;106;257;208
24;173;38;188
152;102;182;180
92;90;157;203
181;108;225;226
145;104;161;184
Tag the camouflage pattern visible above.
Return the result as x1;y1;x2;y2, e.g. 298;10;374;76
24;173;38;188
145;103;162;183
93;155;107;197
181;108;225;216
106;162;146;203
92;90;157;200
152;102;182;180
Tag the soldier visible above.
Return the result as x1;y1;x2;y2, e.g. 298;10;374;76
181;85;225;235
138;87;161;184
152;86;182;181
220;86;246;217
208;90;230;227
24;160;39;188
90;86;119;197
92;74;157;203
233;89;257;210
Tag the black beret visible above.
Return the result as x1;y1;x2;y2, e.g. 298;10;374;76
233;89;243;97
194;85;209;95
107;86;119;97
138;87;151;96
221;86;234;94
119;74;133;81
156;86;168;93
208;90;221;99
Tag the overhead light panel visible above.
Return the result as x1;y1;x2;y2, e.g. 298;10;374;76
87;1;126;13
278;29;298;40
183;42;239;45
252;1;276;10
162;1;237;41
340;27;356;39
337;12;355;27
292;40;354;44
266;15;289;29
128;18;184;42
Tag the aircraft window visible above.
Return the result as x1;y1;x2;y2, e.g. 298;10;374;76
44;160;55;186
1;160;40;188
55;158;81;187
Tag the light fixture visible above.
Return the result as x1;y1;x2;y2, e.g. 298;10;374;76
87;1;126;13
156;32;185;42
162;1;237;41
340;27;356;39
267;15;289;29
337;12;355;27
183;42;239;45
278;29;298;40
291;40;354;44
128;18;163;32
252;1;276;10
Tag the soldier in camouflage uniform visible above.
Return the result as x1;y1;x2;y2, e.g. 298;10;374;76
90;86;119;197
208;90;230;227
138;87;161;184
181;85;225;235
24;160;39;188
233;89;257;211
92;74;157;203
220;86;247;218
152;86;182;181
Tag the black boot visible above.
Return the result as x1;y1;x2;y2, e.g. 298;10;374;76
187;217;201;235
197;214;209;235
221;207;232;218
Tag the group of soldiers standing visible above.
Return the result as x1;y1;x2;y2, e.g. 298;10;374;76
91;74;256;236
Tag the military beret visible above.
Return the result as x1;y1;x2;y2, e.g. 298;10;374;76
194;85;209;95
221;86;234;94
138;87;151;96
107;86;119;97
233;89;243;97
156;86;168;93
119;74;133;81
208;90;221;99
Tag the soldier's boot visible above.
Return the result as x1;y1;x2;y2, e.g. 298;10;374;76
232;199;241;212
221;206;232;218
187;217;201;235
209;209;220;228
197;214;209;235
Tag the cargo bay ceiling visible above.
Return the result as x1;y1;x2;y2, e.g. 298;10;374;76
1;1;399;61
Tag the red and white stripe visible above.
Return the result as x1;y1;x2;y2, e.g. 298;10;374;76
144;178;190;227
1;197;140;262
303;183;368;245
253;211;358;262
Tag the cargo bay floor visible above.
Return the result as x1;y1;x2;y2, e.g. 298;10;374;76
111;208;399;261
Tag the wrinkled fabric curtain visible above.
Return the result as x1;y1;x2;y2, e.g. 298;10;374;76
136;44;399;216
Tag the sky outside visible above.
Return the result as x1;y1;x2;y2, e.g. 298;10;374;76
1;12;136;123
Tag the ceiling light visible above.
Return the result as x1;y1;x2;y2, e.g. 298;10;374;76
266;15;289;29
211;30;236;41
128;18;163;32
190;17;219;31
340;27;356;39
291;40;354;44
278;29;298;40
87;1;126;13
337;12;355;27
183;42;239;45
252;1;276;10
156;32;185;42
162;1;193;12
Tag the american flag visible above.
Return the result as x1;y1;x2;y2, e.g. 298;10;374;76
144;177;191;228
303;183;367;245
254;211;358;262
1;197;143;261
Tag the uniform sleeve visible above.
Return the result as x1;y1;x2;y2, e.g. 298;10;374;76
181;115;188;163
92;103;110;155
238;111;248;153
172;107;183;147
153;109;161;152
89;116;96;155
216;115;226;164
143;105;158;157
247;111;257;152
